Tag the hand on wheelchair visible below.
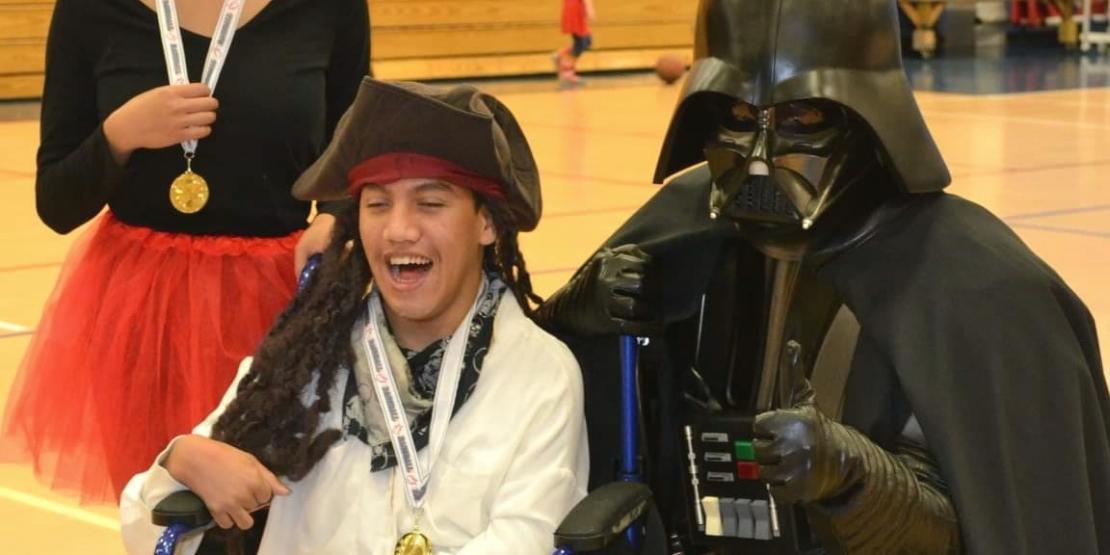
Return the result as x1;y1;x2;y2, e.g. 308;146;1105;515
163;435;290;530
540;244;660;336
752;381;867;504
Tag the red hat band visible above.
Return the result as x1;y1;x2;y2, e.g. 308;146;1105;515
347;152;506;202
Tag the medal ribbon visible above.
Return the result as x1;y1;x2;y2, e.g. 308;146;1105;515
154;0;245;156
361;277;487;510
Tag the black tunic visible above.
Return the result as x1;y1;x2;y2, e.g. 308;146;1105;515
35;0;369;236
570;165;1110;553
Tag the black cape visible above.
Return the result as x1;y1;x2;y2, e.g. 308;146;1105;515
564;165;1110;553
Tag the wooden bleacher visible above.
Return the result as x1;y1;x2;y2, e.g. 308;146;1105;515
0;0;52;100
0;0;697;100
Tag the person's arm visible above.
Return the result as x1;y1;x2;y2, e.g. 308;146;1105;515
325;0;370;137
295;210;337;275
805;437;961;553
754;398;961;553
534;166;729;337
35;0;127;234
119;358;284;555
455;343;588;554
293;0;368;272
534;244;658;336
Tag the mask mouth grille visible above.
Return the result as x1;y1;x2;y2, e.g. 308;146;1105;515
735;175;800;221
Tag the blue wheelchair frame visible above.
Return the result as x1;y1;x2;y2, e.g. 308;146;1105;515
553;335;649;555
153;255;653;554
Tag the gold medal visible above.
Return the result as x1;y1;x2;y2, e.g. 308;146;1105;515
394;528;432;555
169;153;209;214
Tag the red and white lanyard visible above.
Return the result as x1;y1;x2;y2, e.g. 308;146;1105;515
154;0;245;155
360;278;486;510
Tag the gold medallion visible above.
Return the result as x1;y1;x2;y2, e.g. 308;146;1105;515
394;529;432;555
169;154;209;214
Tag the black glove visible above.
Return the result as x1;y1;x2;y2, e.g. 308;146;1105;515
754;394;961;553
753;391;859;504
535;244;659;336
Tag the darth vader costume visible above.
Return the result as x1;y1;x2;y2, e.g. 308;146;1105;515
538;1;1110;553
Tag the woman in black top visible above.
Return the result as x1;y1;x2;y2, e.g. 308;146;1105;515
0;0;369;503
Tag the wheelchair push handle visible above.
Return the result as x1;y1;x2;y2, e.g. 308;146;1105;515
620;335;646;550
553;335;652;555
151;491;211;555
297;253;322;293
619;335;641;483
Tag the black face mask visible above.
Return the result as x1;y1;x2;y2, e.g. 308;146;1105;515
703;101;866;233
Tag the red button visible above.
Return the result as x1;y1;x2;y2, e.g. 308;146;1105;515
737;461;760;480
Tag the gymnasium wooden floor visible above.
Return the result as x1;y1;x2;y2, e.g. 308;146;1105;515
0;67;1107;552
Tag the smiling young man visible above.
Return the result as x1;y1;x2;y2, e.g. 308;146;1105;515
362;177;497;350
119;79;588;554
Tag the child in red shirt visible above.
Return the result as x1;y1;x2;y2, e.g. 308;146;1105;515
555;0;596;85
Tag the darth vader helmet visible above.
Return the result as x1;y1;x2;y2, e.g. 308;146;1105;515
656;0;949;243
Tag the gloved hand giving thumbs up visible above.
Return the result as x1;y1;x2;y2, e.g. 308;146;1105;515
751;380;961;553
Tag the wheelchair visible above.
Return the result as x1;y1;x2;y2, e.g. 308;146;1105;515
153;340;666;555
152;256;856;554
151;335;662;555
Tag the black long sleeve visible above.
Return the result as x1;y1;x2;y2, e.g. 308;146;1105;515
35;0;128;234
315;0;370;220
34;0;370;237
805;436;962;554
325;0;370;141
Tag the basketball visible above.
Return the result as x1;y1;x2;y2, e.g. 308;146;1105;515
655;53;687;84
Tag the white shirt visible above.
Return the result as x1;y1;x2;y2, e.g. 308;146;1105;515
120;293;589;554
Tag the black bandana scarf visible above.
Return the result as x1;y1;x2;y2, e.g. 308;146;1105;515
342;273;506;472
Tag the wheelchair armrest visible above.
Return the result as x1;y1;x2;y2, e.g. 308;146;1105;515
554;481;653;551
152;490;213;528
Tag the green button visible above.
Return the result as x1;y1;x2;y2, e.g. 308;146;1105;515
734;440;755;461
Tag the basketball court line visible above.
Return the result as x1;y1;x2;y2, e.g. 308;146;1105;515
925;109;1110;131
0;262;62;274
0;169;33;179
531;266;578;275
1007;222;1110;239
955;159;1110;179
0;321;29;333
0;320;33;340
544;206;642;219
0;485;119;531
915;85;1110;100
522;121;663;139
971;88;1110;100
1006;204;1110;221
541;171;653;188
988;95;1110;109
542;159;1110;188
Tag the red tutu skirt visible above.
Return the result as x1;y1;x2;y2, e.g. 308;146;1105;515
1;213;300;504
